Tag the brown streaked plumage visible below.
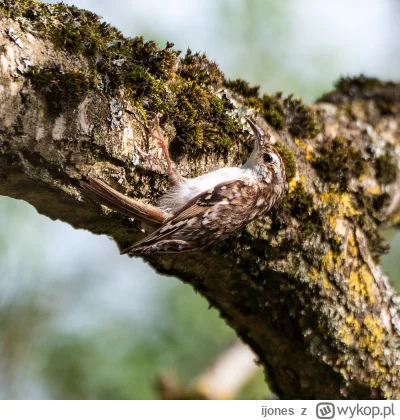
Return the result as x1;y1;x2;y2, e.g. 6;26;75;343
79;118;287;254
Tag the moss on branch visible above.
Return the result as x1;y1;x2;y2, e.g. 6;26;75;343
28;66;92;115
1;0;244;157
311;137;367;189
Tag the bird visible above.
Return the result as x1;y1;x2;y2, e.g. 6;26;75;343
79;117;287;254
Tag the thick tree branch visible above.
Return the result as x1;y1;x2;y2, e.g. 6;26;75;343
1;1;400;399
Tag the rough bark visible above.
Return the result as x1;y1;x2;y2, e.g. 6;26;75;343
1;0;400;399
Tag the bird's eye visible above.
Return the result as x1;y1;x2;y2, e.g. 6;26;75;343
264;153;274;163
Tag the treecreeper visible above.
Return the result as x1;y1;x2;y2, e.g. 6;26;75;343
79;118;287;254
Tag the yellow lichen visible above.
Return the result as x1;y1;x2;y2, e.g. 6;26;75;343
320;192;360;218
307;267;331;291
384;389;400;399
368;360;387;389
294;137;313;161
360;265;375;304
338;314;362;347
299;175;306;184
328;215;338;231
346;314;360;333
308;267;320;283
288;174;307;193
366;184;381;196
322;250;335;273
319;193;362;244
348;271;361;299
346;265;375;304
338;324;353;346
347;234;359;257
363;317;383;340
323;277;331;289
358;316;383;358
288;177;298;193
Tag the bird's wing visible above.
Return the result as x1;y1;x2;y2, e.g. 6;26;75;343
121;178;254;254
78;176;166;226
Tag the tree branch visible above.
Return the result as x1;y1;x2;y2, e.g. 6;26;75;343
1;0;400;399
157;342;259;399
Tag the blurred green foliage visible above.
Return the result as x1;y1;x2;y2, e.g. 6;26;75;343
40;284;236;399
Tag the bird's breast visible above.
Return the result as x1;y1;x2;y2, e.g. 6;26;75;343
158;167;255;213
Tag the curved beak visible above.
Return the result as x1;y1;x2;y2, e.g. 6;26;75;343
241;118;265;169
245;118;263;149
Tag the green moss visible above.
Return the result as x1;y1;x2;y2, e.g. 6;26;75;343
181;49;224;87
224;80;285;133
49;10;107;56
318;75;400;116
1;1;123;56
375;155;398;184
209;96;225;115
274;142;296;182
281;183;315;222
342;104;353;118
353;191;389;260
167;82;242;155
2;0;240;155
7;1;315;158
125;67;164;99
275;183;321;244
223;84;318;139
358;217;389;261
283;95;318;139
122;46;239;156
2;1;322;157
28;66;92;115
312;137;367;189
224;79;260;98
335;75;385;94
261;93;285;130
375;100;397;116
0;0;30;18
224;80;276;132
336;75;400;115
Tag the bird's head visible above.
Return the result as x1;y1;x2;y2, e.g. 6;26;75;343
243;118;286;186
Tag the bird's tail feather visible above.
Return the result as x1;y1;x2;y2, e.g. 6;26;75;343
78;176;166;227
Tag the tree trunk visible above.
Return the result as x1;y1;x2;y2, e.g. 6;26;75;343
1;0;400;399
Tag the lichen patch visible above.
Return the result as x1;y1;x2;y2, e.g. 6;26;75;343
52;114;66;140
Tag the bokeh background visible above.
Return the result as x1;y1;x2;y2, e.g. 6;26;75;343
1;0;400;399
